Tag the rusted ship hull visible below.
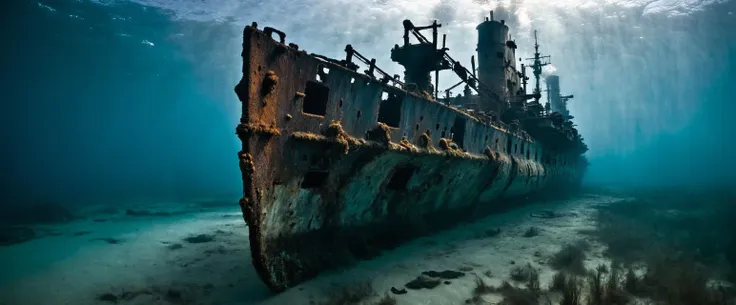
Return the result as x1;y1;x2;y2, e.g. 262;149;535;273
234;24;586;292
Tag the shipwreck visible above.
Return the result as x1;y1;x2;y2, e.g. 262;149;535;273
234;11;588;292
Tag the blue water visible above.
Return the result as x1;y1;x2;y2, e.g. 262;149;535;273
3;0;735;206
1;0;735;304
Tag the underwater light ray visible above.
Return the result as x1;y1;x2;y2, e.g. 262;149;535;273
12;0;730;205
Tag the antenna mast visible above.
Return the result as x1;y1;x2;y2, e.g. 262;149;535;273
526;30;551;104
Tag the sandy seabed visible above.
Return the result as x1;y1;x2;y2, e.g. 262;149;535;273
0;193;621;305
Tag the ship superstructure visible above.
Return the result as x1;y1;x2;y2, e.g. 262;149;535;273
234;11;587;292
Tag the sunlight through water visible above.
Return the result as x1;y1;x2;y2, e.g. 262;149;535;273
23;0;736;189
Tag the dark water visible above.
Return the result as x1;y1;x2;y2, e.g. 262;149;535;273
2;0;242;206
2;0;735;205
1;0;735;304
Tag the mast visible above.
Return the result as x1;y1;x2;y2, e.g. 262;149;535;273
526;30;551;105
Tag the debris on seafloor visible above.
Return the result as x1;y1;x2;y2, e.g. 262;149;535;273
0;226;37;246
405;270;466;290
523;227;541;237
479;228;502;239
530;210;578;219
125;209;175;217
94;286;189;304
72;231;92;236
89;237;123;245
183;234;215;244
422;270;465;279
95;292;119;303
390;287;407;295
405;274;441;290
459;266;474;272
530;210;560;218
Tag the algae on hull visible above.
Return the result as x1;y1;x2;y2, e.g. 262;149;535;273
234;17;587;291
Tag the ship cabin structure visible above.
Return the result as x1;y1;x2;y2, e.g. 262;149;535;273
233;10;588;292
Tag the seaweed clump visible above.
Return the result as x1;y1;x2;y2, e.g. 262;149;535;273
375;294;396;305
559;276;583;305
586;264;629;305
324;120;359;154
399;136;415;151
585;189;736;304
497;281;539;305
475;277;494;294
416;130;441;154
261;70;278;96
638;256;733;305
418;130;432;148
483;146;498;161
509;263;540;290
236;121;280;137
438;138;460;151
470;279;540;305
550;271;568;292
548;272;583;305
550;243;587;275
366;123;392;146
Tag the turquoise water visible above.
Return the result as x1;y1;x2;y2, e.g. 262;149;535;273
3;0;735;204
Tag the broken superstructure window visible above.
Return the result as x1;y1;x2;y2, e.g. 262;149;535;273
317;65;329;83
387;165;416;191
377;90;403;128
301;171;329;189
303;80;329;116
451;117;466;149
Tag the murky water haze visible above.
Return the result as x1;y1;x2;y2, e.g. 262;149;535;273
2;0;735;202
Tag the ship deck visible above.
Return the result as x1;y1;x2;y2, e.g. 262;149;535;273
234;24;585;291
